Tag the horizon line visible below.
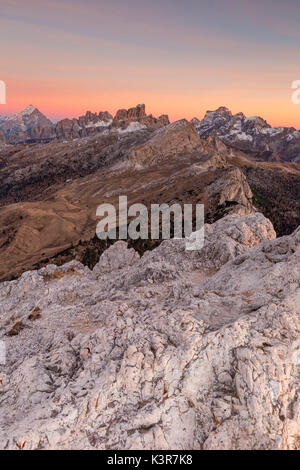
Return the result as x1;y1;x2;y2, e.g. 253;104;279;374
1;103;299;131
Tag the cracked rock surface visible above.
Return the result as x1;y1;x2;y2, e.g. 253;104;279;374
0;212;299;450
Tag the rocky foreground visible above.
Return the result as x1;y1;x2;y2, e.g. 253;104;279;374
0;212;299;450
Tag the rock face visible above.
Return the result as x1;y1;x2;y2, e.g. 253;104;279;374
127;119;203;168
0;107;114;142
0;212;299;450
45;104;169;141
193;212;276;269
55;111;113;140
55;118;81;140
112;104;169;131
192;106;300;162
93;241;140;275
205;166;254;219
193;106;233;137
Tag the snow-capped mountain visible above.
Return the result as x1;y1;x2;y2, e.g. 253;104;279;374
1;103;299;162
192;106;300;162
2;104;53;131
0;105;55;144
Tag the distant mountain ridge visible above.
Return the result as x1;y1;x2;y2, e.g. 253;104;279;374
0;105;54;143
191;106;300;162
0;104;169;144
1;103;300;162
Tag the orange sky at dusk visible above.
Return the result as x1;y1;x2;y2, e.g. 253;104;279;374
1;0;300;128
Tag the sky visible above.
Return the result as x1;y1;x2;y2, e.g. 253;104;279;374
1;0;300;127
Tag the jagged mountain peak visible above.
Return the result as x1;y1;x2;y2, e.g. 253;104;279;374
5;104;50;120
244;114;270;127
0;103;170;144
10;105;47;120
20;104;36;115
204;106;232;119
0;105;37;127
215;105;232;114
0;105;54;141
191;106;300;161
201;107;233;128
111;103;169;131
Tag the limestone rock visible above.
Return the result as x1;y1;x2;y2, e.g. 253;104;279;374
205;166;254;217
112;104;170;131
55;111;113;140
0;213;299;450
192;211;276;269
93;240;140;276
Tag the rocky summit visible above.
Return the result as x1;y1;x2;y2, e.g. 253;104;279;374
0;212;300;450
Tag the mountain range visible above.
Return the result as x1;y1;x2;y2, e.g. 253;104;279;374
0;104;169;144
0;104;299;281
192;106;300;162
1;104;300;163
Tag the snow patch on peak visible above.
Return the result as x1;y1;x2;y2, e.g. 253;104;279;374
116;122;147;134
16;105;37;118
23;104;35;113
85;119;112;129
